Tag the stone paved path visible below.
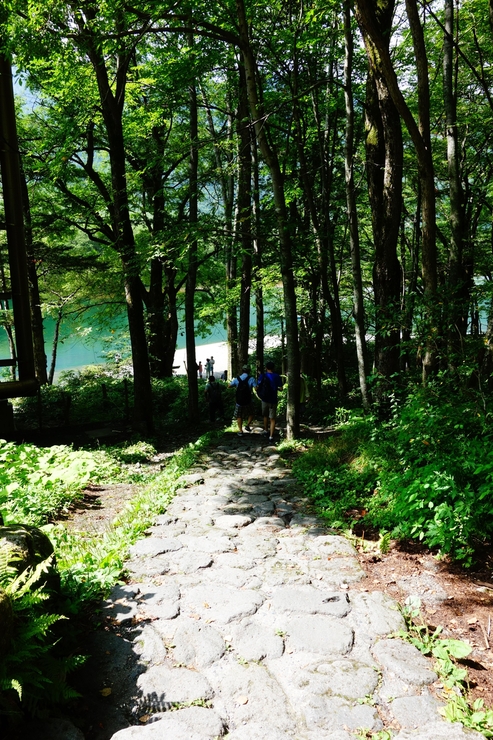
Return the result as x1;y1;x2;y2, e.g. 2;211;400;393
90;433;483;740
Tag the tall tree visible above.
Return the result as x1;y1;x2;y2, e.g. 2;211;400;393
236;0;300;438
355;0;402;385
355;0;437;381
185;28;199;419
344;0;369;408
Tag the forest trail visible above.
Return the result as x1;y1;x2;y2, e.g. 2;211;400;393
39;431;484;740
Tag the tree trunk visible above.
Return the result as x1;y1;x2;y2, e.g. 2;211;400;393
236;0;300;438
201;78;237;379
344;0;370;408
236;62;252;370
443;0;467;348
19;166;48;385
85;28;153;433
251;134;264;375
356;0;402;386
48;308;63;386
308;68;347;394
186;31;199;420
163;264;179;377
355;0;437;382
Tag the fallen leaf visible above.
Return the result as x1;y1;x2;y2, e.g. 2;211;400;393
100;688;112;697
139;715;150;723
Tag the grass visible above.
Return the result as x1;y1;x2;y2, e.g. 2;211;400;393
0;427;221;720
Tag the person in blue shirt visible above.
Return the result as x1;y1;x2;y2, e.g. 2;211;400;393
229;365;256;436
256;361;283;443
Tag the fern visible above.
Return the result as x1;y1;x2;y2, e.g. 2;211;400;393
0;554;83;712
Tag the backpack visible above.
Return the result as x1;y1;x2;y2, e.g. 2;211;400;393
208;382;222;401
256;373;271;401
235;376;252;405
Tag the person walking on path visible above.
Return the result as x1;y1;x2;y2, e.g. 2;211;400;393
230;365;256;436
205;358;211;377
197;361;203;379
204;375;224;423
257;360;283;443
210;355;215;375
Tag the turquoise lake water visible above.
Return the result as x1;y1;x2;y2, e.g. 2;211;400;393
0;310;228;377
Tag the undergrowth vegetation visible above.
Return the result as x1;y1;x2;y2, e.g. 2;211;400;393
0;420;220;724
293;380;493;565
0;441;121;526
13;366;234;431
397;596;493;737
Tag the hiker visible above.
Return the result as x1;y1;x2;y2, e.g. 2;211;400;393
256;361;283;443
197;361;203;379
205;358;211;376
210;356;215;375
230;365;256;436
205;375;224;423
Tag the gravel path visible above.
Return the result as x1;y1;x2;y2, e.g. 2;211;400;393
60;433;484;740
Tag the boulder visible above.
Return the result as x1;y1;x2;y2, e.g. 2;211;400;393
0;525;61;594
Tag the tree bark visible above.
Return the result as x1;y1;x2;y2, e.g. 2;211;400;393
185;30;199;420
355;0;437;382
236;0;300;438
443;0;467;345
344;0;370;408
236;61;253;370
83;23;153;432
251;133;264;375
201;79;237;379
19;165;48;385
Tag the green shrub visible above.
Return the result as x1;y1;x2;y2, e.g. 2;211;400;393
293;383;493;563
0;441;120;526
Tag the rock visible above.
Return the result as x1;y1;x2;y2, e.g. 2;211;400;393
0;524;60;593
206;660;295;734
305;695;382;732
166;551;213;574
316;659;380;699
349;591;405;636
109;717;204;739
133;625;168;666
178;534;236;553
397;573;449;606
393;721;486;740
231;619;284;661
137;583;181;620
146;706;225;737
129;538;182;558
283;614;354;655
172;621;225;668
213;514;253;529
136;665;214;708
177;472;205;486
372;639;437;685
390;694;443;727
181;584;264;623
271;585;351;618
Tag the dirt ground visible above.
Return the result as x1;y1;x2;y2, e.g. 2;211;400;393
63;430;493;711
354;540;493;706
